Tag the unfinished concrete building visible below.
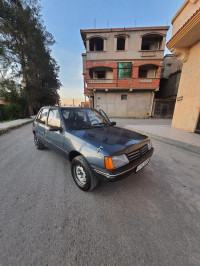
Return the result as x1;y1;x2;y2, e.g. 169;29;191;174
81;26;169;118
153;54;183;118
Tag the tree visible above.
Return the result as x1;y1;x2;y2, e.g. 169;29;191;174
0;0;61;115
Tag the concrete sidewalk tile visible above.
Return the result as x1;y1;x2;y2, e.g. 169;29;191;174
125;125;200;155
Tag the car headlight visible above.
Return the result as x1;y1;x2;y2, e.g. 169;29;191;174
105;154;129;170
147;140;152;150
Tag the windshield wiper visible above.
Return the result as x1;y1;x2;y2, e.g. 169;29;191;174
76;124;92;129
92;122;106;126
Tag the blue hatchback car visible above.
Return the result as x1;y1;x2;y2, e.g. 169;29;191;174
33;106;154;191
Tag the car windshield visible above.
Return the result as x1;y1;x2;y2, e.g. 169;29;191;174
61;108;110;130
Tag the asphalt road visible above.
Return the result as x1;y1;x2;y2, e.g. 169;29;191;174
0;124;200;266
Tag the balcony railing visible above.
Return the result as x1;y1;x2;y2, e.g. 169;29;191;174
139;78;153;83
86;78;160;89
87;79;115;84
139;50;164;57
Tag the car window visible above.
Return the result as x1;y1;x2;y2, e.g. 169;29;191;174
62;110;70;119
61;108;109;129
36;108;49;124
47;109;61;127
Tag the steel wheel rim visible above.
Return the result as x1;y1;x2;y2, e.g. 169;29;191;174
74;164;87;187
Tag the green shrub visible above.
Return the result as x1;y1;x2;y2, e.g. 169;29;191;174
4;103;25;120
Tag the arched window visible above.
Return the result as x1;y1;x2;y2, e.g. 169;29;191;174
141;34;163;50
89;37;104;51
139;64;159;78
89;67;113;80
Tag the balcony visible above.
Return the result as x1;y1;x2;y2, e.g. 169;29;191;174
88;79;115;84
85;64;161;91
139;78;153;83
140;33;164;58
139;50;157;57
86;77;160;90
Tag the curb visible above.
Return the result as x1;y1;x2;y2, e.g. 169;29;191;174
125;126;200;155
0;120;33;135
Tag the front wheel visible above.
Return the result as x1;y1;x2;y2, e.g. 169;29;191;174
71;155;99;191
34;134;45;150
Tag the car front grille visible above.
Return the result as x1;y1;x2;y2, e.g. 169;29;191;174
126;144;148;162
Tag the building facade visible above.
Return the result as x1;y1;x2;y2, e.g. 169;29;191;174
167;0;200;133
153;54;182;118
81;26;169;118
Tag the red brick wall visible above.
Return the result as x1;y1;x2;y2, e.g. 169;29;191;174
84;60;162;92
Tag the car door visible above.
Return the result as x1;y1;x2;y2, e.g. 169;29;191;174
45;108;65;156
34;108;49;143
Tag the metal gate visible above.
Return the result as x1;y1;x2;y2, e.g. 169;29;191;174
153;100;175;118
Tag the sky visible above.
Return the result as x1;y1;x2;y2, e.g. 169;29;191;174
40;0;185;106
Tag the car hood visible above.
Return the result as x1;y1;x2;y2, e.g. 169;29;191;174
70;126;148;155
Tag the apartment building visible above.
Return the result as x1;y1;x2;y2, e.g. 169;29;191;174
81;26;169;118
167;0;200;133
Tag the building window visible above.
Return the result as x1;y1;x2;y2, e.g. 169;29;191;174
89;37;104;51
141;34;163;50
118;62;132;78
117;37;125;50
121;95;127;100
95;71;105;79
138;64;158;78
139;70;148;78
166;64;171;70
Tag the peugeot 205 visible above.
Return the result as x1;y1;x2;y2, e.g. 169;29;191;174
32;106;154;191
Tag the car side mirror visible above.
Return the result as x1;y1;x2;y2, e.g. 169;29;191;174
110;121;116;126
49;126;63;132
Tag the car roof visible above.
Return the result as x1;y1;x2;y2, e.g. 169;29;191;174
41;106;91;109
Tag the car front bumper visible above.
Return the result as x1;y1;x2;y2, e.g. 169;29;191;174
92;148;154;181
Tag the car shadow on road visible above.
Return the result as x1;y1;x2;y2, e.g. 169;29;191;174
90;165;155;197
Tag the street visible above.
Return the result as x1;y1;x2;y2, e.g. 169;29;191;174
0;124;200;266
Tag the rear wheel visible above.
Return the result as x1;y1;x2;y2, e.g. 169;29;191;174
71;155;98;191
34;134;45;150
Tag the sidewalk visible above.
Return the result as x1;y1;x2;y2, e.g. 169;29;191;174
115;118;200;154
0;117;34;134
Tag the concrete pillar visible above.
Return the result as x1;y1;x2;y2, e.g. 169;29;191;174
113;38;117;51
89;95;91;108
125;37;129;50
103;39;107;51
132;66;139;78
86;40;89;52
151;94;156;116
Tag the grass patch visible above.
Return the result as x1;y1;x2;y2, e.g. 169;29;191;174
0;119;13;123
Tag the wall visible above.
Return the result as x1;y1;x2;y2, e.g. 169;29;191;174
85;29;167;61
172;0;200;36
94;91;152;118
82;53;87;75
158;71;182;98
172;41;200;132
105;70;113;79
147;68;156;78
161;55;182;79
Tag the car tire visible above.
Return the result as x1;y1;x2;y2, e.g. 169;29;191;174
34;134;45;150
71;155;99;191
